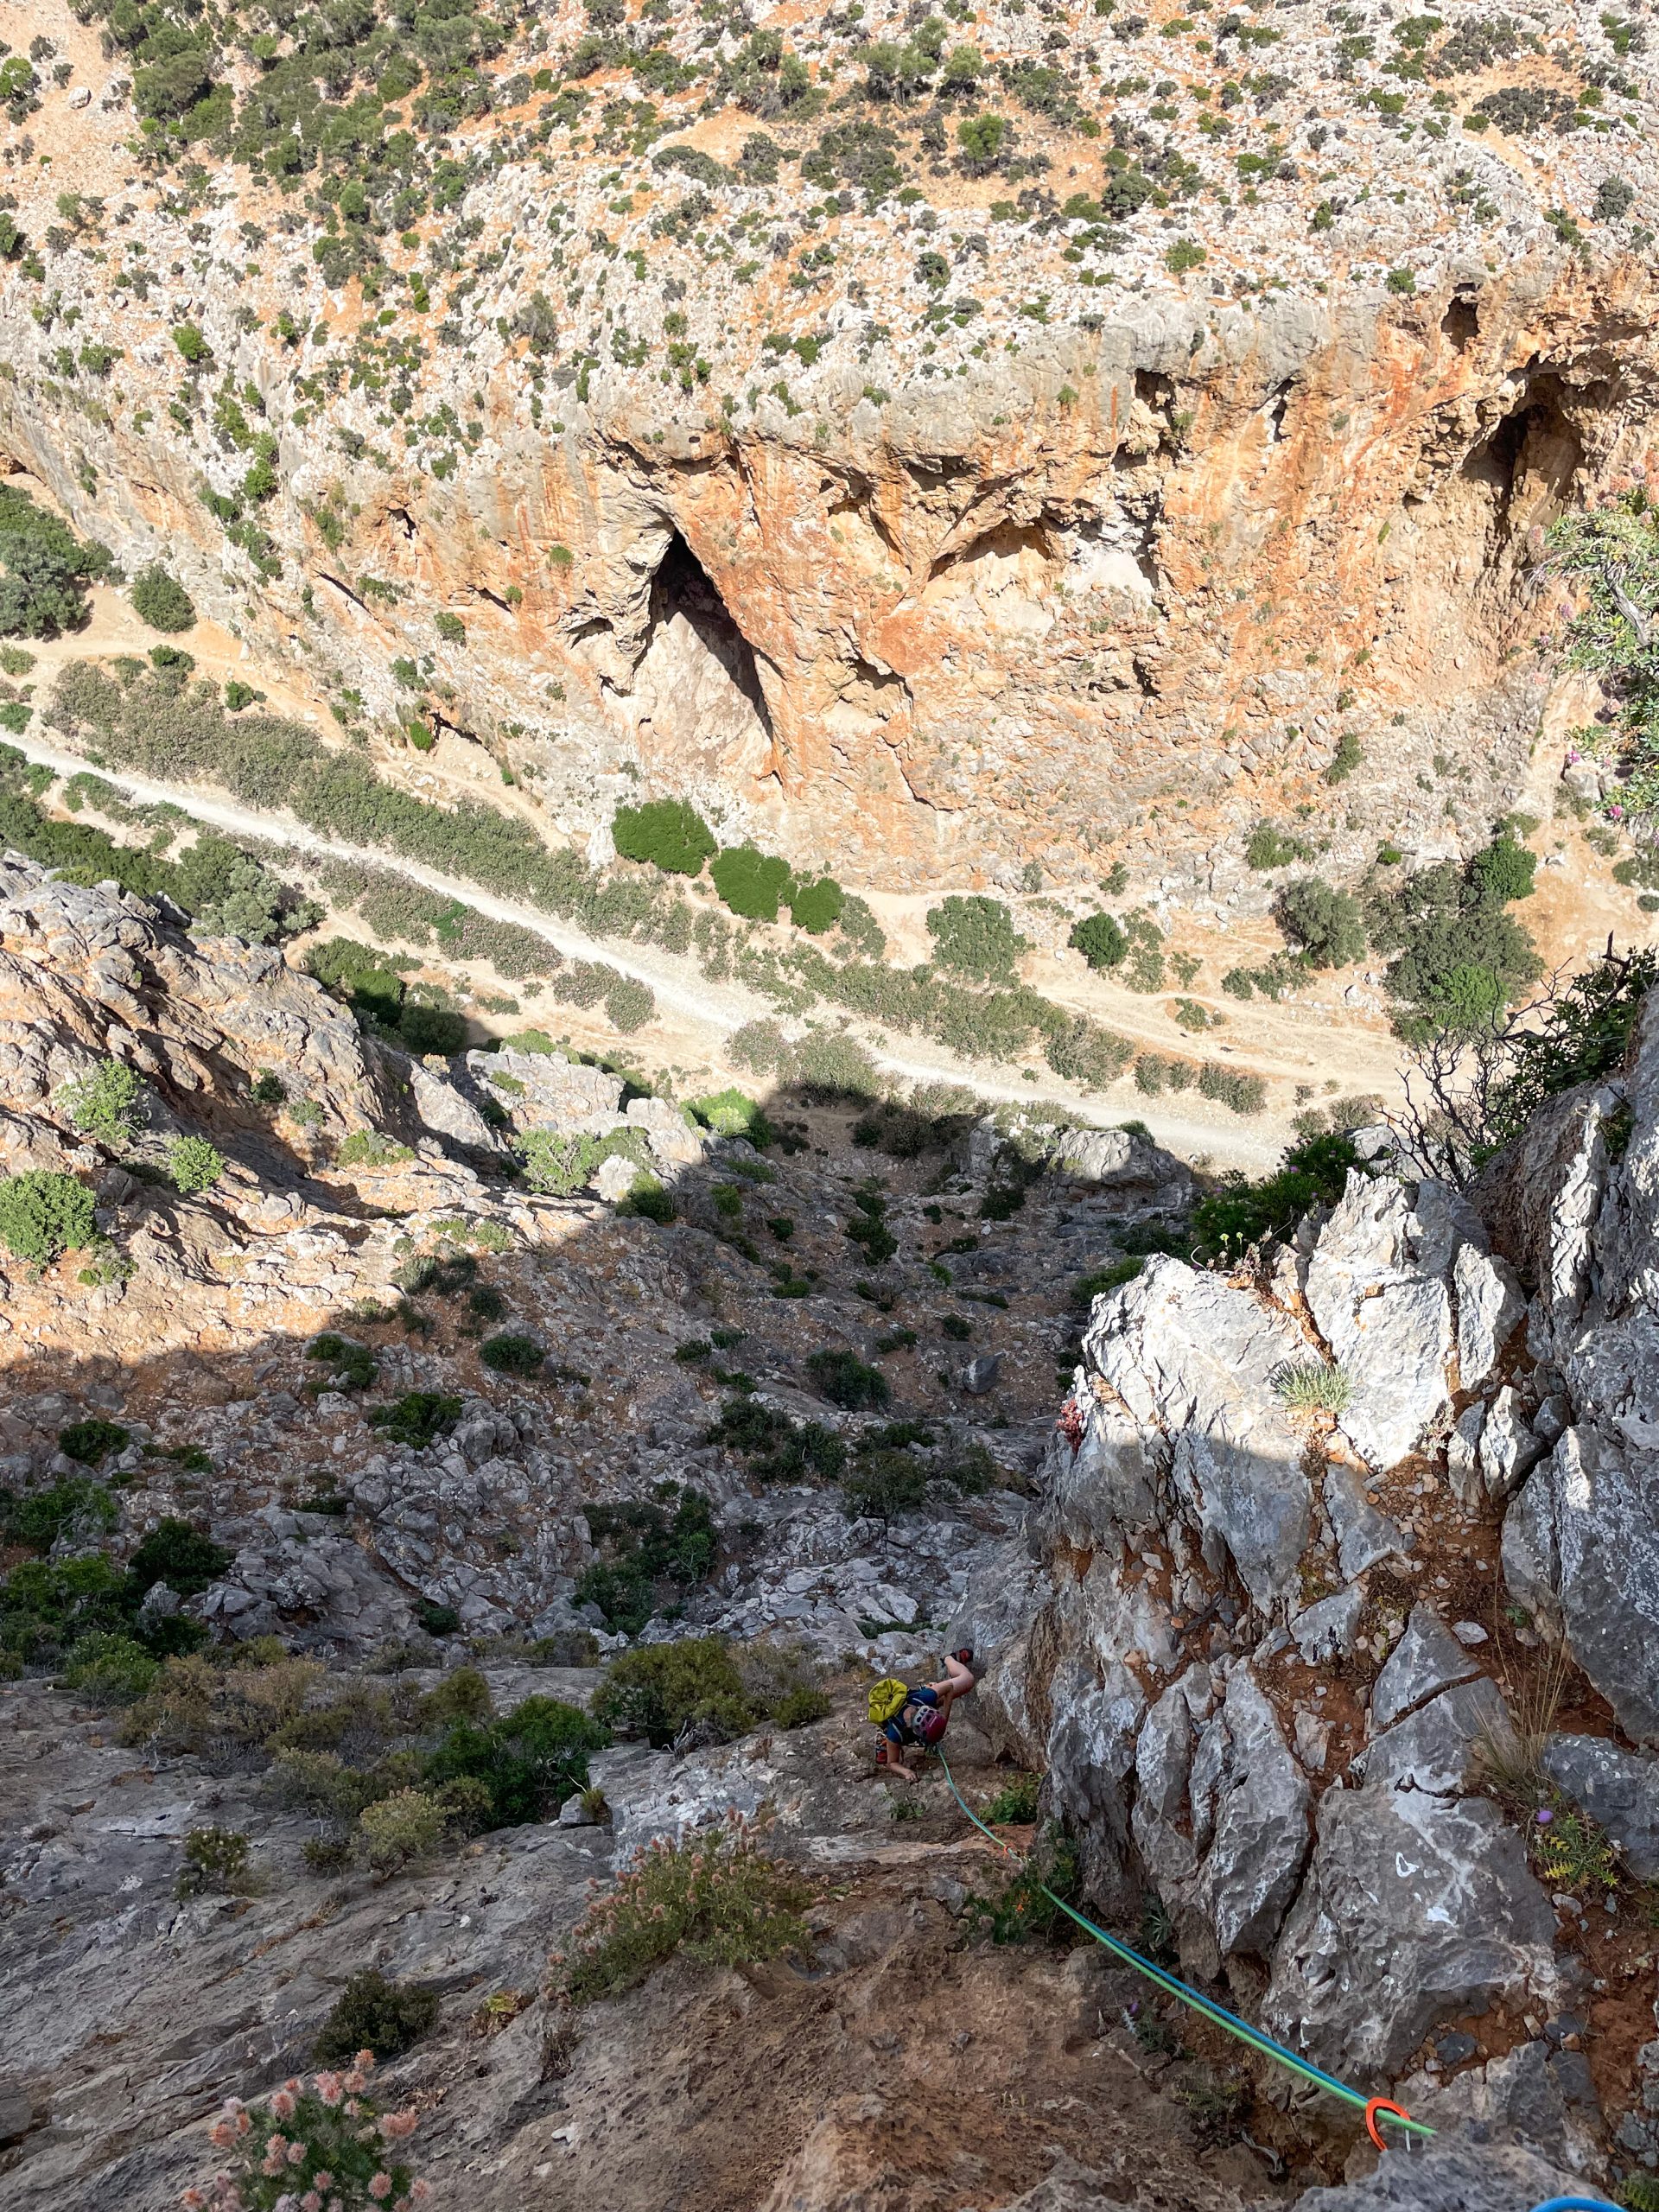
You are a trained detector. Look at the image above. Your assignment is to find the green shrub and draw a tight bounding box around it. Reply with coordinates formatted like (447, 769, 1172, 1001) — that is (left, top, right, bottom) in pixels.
(479, 1331, 544, 1375)
(435, 610, 467, 645)
(314, 1968, 441, 2065)
(56, 1058, 146, 1145)
(1277, 878, 1367, 967)
(366, 1393, 462, 1449)
(1370, 855, 1541, 1033)
(1191, 1131, 1360, 1260)
(1198, 1064, 1268, 1115)
(688, 1088, 772, 1143)
(130, 565, 196, 632)
(591, 1637, 753, 1747)
(307, 1333, 377, 1392)
(423, 1694, 608, 1826)
(575, 1485, 716, 1635)
(807, 1348, 891, 1411)
(1069, 912, 1128, 969)
(1469, 834, 1537, 906)
(788, 874, 844, 932)
(619, 1172, 677, 1223)
(175, 1824, 251, 1899)
(1244, 820, 1307, 870)
(611, 798, 716, 876)
(556, 1816, 812, 2005)
(168, 1136, 226, 1195)
(0, 482, 111, 639)
(60, 1631, 160, 1705)
(5, 1474, 118, 1549)
(711, 842, 793, 921)
(0, 1169, 95, 1262)
(399, 1003, 468, 1055)
(127, 1516, 233, 1600)
(1045, 1014, 1134, 1090)
(983, 1771, 1041, 1823)
(926, 894, 1023, 982)
(966, 1824, 1084, 1945)
(57, 1417, 130, 1467)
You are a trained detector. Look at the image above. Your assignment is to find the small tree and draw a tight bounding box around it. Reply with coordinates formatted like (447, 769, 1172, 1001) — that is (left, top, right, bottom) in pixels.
(0, 1169, 96, 1262)
(957, 111, 1006, 172)
(926, 894, 1023, 982)
(168, 1136, 226, 1195)
(1068, 912, 1128, 970)
(57, 1059, 145, 1145)
(788, 875, 844, 932)
(711, 843, 792, 921)
(130, 565, 195, 632)
(611, 798, 716, 876)
(1277, 878, 1368, 967)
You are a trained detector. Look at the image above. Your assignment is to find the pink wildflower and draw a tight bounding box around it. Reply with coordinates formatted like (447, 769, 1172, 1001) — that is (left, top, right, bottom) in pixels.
(181, 2191, 206, 2209)
(355, 2050, 377, 2074)
(302, 2197, 322, 2212)
(314, 2176, 334, 2193)
(270, 2089, 296, 2121)
(315, 2074, 343, 2108)
(379, 2109, 418, 2141)
(411, 2185, 433, 2205)
(288, 2139, 308, 2165)
(369, 2173, 395, 2202)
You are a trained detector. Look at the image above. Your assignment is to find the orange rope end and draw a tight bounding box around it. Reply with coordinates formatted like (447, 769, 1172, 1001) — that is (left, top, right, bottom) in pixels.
(1364, 2098, 1413, 2150)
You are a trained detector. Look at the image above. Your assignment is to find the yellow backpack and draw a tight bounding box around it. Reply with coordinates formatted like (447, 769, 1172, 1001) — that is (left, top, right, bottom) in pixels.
(868, 1677, 909, 1726)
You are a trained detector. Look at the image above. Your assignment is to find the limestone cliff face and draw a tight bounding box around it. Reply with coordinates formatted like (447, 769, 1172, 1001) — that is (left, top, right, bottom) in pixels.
(3, 0, 1657, 891)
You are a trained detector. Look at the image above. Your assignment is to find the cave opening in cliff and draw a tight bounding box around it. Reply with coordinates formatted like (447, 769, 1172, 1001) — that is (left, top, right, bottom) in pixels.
(1461, 375, 1584, 547)
(632, 531, 774, 774)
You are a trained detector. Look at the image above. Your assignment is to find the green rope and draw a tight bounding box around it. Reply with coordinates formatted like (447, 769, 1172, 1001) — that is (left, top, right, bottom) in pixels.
(937, 1751, 1434, 2143)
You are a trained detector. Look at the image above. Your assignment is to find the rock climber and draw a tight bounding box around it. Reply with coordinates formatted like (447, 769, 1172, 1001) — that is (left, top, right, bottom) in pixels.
(869, 1649, 977, 1783)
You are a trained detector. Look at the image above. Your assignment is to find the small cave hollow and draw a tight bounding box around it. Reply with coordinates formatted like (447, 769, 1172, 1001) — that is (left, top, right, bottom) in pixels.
(632, 531, 774, 773)
(1461, 375, 1585, 544)
(1442, 294, 1479, 352)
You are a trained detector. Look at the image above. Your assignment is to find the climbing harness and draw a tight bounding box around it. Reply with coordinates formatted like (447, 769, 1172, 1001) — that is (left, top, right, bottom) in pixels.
(938, 1751, 1435, 2148)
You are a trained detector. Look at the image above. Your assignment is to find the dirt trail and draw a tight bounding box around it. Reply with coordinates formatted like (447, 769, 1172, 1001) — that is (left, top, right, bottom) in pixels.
(8, 725, 1296, 1168)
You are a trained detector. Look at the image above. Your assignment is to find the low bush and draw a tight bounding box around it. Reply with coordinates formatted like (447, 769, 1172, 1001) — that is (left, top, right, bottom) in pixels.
(366, 1393, 462, 1449)
(168, 1136, 226, 1195)
(554, 1815, 812, 2005)
(175, 1824, 251, 1899)
(966, 1823, 1084, 1944)
(57, 1416, 130, 1467)
(313, 1968, 440, 2065)
(788, 874, 844, 932)
(926, 894, 1024, 982)
(806, 1348, 890, 1410)
(130, 564, 196, 632)
(60, 1630, 160, 1704)
(612, 798, 715, 875)
(3, 1475, 118, 1550)
(591, 1637, 755, 1747)
(358, 1786, 451, 1873)
(186, 2052, 423, 2212)
(575, 1484, 717, 1634)
(1191, 1131, 1360, 1260)
(478, 1332, 544, 1375)
(1277, 878, 1367, 967)
(423, 1694, 609, 1826)
(57, 1058, 146, 1145)
(0, 1168, 96, 1262)
(711, 842, 792, 921)
(689, 1088, 772, 1144)
(307, 1333, 377, 1392)
(1069, 912, 1128, 969)
(399, 1002, 467, 1055)
(982, 1771, 1041, 1824)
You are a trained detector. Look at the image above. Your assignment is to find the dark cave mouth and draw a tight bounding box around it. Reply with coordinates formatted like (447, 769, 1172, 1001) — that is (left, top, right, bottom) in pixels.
(645, 533, 773, 737)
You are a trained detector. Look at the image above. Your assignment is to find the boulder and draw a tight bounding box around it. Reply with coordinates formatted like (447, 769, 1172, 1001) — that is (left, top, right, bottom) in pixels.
(408, 1059, 500, 1152)
(1183, 1665, 1310, 1969)
(1452, 1242, 1525, 1389)
(1542, 1732, 1659, 1881)
(1289, 1586, 1363, 1665)
(1305, 1174, 1455, 1471)
(1503, 1421, 1659, 1745)
(1324, 1461, 1406, 1580)
(1264, 1776, 1557, 2077)
(1370, 1606, 1479, 1731)
(1287, 2130, 1589, 2212)
(1084, 1260, 1312, 1608)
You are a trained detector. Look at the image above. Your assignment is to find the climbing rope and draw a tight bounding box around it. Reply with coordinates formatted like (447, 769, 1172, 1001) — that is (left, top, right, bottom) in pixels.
(937, 1751, 1435, 2149)
(1526, 2200, 1620, 2211)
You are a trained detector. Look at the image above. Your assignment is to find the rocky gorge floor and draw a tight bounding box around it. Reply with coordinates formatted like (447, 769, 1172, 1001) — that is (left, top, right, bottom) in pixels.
(3, 861, 1659, 2210)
